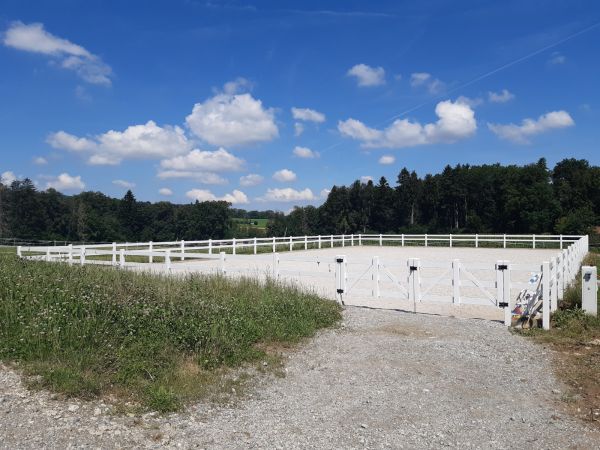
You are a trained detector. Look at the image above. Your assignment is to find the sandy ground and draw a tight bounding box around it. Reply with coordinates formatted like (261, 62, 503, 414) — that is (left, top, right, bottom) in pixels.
(134, 246, 559, 322)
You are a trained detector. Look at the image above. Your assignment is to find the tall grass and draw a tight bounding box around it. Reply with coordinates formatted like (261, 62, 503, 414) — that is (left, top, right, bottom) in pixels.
(0, 254, 341, 412)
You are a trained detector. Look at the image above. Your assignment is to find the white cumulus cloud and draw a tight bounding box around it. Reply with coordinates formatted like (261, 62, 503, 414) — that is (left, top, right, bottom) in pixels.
(293, 146, 320, 159)
(338, 99, 476, 148)
(159, 188, 173, 196)
(3, 21, 112, 85)
(45, 173, 85, 192)
(258, 188, 315, 202)
(112, 179, 135, 189)
(159, 148, 245, 172)
(379, 155, 395, 165)
(33, 156, 48, 165)
(488, 110, 574, 144)
(47, 120, 191, 165)
(347, 64, 386, 87)
(185, 90, 278, 147)
(488, 89, 515, 103)
(239, 174, 264, 187)
(1, 171, 17, 185)
(273, 169, 297, 182)
(186, 188, 249, 204)
(291, 107, 326, 123)
(157, 171, 227, 185)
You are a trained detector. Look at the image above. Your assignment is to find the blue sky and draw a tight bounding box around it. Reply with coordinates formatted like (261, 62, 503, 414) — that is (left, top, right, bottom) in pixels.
(1, 0, 599, 210)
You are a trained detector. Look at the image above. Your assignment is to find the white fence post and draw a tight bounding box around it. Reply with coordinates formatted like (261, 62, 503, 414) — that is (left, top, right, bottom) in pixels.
(532, 234, 536, 249)
(379, 234, 382, 246)
(401, 234, 404, 247)
(330, 235, 334, 248)
(220, 251, 226, 275)
(358, 234, 362, 246)
(80, 246, 86, 266)
(335, 255, 347, 304)
(68, 244, 73, 264)
(272, 236, 276, 253)
(232, 238, 236, 255)
(351, 234, 354, 246)
(119, 249, 125, 268)
(45, 247, 51, 262)
(452, 259, 460, 304)
(17, 246, 22, 258)
(503, 234, 507, 249)
(165, 250, 172, 272)
(149, 241, 153, 264)
(475, 234, 479, 248)
(408, 258, 421, 310)
(342, 234, 345, 247)
(582, 266, 598, 316)
(425, 234, 428, 247)
(550, 256, 558, 311)
(318, 235, 322, 249)
(449, 234, 453, 248)
(372, 256, 380, 298)
(289, 236, 293, 252)
(542, 261, 550, 330)
(254, 237, 258, 255)
(304, 235, 308, 250)
(180, 240, 185, 261)
(272, 252, 280, 279)
(208, 238, 213, 255)
(559, 234, 563, 250)
(111, 242, 117, 266)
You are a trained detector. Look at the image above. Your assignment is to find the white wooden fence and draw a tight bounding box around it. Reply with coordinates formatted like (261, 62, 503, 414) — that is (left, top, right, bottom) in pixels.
(17, 234, 588, 329)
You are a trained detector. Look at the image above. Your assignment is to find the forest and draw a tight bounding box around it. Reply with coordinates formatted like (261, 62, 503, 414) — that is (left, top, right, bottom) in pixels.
(0, 158, 598, 244)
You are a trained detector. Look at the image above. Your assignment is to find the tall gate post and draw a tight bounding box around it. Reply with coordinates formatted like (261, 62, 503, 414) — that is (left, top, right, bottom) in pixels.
(542, 261, 550, 330)
(496, 260, 511, 326)
(452, 259, 460, 304)
(372, 256, 380, 298)
(335, 255, 347, 305)
(551, 256, 558, 311)
(272, 252, 280, 279)
(408, 258, 421, 310)
(220, 251, 226, 275)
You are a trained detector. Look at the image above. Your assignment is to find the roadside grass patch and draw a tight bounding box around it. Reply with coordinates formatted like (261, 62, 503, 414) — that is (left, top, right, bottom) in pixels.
(0, 254, 341, 412)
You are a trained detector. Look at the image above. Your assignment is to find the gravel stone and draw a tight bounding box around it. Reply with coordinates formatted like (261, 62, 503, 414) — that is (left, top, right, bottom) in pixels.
(1, 307, 600, 449)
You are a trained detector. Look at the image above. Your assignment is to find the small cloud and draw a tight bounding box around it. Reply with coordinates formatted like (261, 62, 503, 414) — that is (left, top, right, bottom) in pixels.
(294, 122, 304, 137)
(33, 156, 48, 165)
(488, 89, 515, 103)
(347, 63, 386, 87)
(186, 188, 249, 204)
(257, 187, 315, 202)
(291, 107, 326, 123)
(273, 169, 297, 182)
(3, 21, 113, 86)
(157, 171, 227, 185)
(378, 155, 395, 165)
(456, 95, 484, 108)
(112, 179, 135, 189)
(488, 110, 574, 144)
(548, 51, 566, 65)
(1, 171, 17, 184)
(360, 176, 372, 183)
(239, 173, 264, 187)
(293, 146, 320, 159)
(159, 188, 173, 196)
(410, 72, 444, 94)
(45, 172, 85, 192)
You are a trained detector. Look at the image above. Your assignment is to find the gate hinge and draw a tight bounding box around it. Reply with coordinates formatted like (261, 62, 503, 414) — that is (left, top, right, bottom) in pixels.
(498, 301, 508, 308)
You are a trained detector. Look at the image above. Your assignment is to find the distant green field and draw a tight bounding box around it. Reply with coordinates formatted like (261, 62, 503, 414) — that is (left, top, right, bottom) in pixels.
(0, 246, 16, 255)
(233, 218, 268, 229)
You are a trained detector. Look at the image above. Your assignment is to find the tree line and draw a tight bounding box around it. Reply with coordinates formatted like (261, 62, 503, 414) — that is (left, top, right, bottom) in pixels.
(0, 158, 598, 243)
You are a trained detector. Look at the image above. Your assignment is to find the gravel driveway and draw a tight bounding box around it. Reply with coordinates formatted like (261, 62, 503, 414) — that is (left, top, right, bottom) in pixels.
(2, 307, 599, 449)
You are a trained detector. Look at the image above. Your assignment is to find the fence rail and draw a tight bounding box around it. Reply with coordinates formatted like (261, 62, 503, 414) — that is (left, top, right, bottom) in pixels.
(16, 234, 589, 329)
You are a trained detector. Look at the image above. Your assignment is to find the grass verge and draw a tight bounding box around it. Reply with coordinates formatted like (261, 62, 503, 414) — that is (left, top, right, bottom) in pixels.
(520, 252, 600, 425)
(0, 254, 341, 412)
